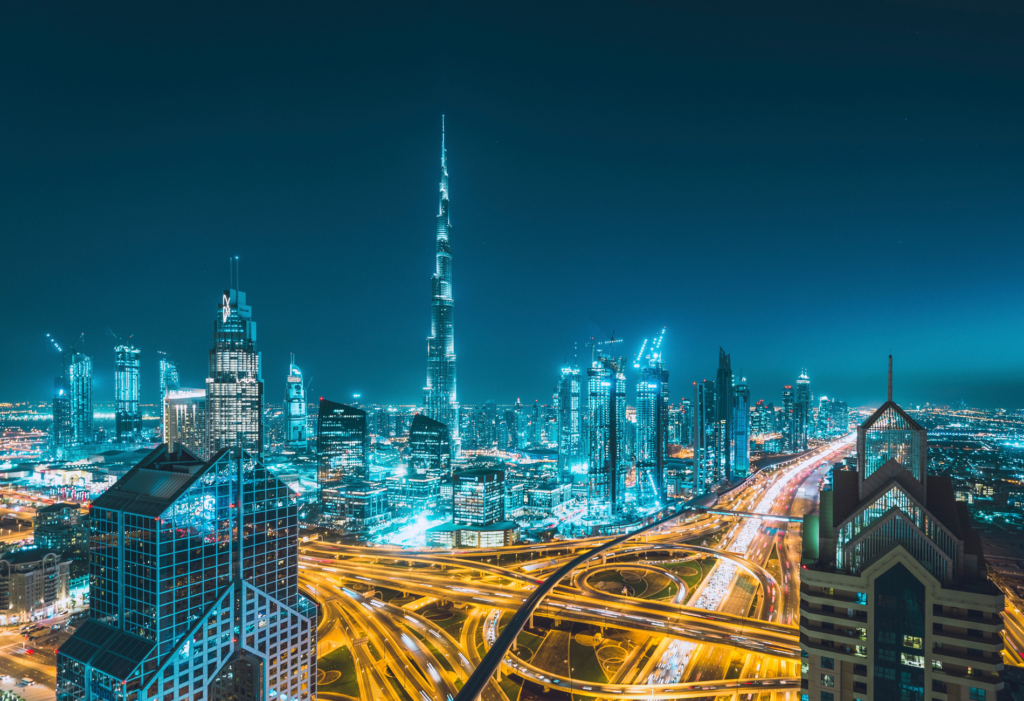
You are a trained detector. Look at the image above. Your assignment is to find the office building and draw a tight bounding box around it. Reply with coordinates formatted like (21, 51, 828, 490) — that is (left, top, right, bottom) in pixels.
(635, 332, 668, 509)
(409, 413, 451, 482)
(56, 444, 317, 701)
(782, 384, 795, 450)
(714, 348, 734, 483)
(800, 359, 1004, 701)
(206, 284, 263, 458)
(53, 375, 73, 456)
(114, 342, 142, 444)
(284, 354, 308, 450)
(794, 369, 811, 451)
(556, 366, 582, 482)
(324, 481, 390, 537)
(733, 377, 751, 479)
(453, 469, 506, 526)
(587, 353, 626, 520)
(34, 503, 88, 554)
(158, 356, 180, 442)
(317, 400, 369, 523)
(423, 118, 460, 457)
(0, 550, 70, 623)
(165, 388, 208, 459)
(692, 379, 716, 495)
(57, 348, 93, 447)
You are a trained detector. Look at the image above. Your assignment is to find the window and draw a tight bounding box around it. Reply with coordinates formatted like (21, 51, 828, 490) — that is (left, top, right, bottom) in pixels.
(822, 587, 834, 597)
(969, 689, 985, 701)
(821, 674, 835, 688)
(821, 657, 834, 670)
(855, 592, 867, 605)
(903, 635, 923, 649)
(801, 694, 809, 701)
(932, 660, 943, 670)
(801, 662, 809, 674)
(901, 653, 925, 668)
(821, 693, 834, 701)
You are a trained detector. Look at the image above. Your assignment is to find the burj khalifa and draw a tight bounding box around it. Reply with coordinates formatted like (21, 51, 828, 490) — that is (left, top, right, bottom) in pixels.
(424, 117, 460, 456)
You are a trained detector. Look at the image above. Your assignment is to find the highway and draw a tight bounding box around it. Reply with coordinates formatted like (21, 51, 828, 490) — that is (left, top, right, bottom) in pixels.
(298, 434, 856, 700)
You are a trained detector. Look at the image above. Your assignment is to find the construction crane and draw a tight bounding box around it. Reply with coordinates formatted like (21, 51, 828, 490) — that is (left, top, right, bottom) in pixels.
(634, 327, 666, 368)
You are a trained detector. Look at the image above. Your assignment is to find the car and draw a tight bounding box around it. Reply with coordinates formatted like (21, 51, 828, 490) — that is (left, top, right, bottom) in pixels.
(18, 679, 33, 687)
(1, 675, 11, 682)
(51, 624, 61, 630)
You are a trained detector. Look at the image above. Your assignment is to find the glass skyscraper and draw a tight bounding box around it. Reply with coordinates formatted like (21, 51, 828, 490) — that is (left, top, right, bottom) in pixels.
(316, 400, 369, 524)
(555, 366, 582, 483)
(165, 388, 208, 459)
(692, 379, 716, 496)
(61, 348, 93, 447)
(794, 368, 811, 451)
(453, 469, 505, 527)
(56, 444, 317, 701)
(714, 348, 733, 483)
(408, 413, 451, 482)
(52, 375, 72, 456)
(586, 353, 626, 520)
(635, 333, 668, 510)
(732, 377, 750, 479)
(158, 356, 180, 442)
(424, 118, 460, 458)
(115, 342, 142, 444)
(206, 287, 263, 459)
(284, 354, 307, 450)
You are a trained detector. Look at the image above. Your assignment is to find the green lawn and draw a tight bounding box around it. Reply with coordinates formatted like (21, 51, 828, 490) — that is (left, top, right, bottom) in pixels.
(317, 645, 360, 698)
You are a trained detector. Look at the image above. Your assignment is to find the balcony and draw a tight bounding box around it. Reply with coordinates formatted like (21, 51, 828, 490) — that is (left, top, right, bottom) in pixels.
(799, 599, 868, 624)
(853, 665, 867, 678)
(933, 606, 1003, 633)
(798, 582, 866, 608)
(932, 624, 1004, 652)
(800, 634, 867, 661)
(932, 666, 1004, 692)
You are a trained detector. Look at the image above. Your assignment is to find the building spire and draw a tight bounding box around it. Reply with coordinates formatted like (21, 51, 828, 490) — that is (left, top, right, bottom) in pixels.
(887, 354, 893, 402)
(441, 115, 447, 176)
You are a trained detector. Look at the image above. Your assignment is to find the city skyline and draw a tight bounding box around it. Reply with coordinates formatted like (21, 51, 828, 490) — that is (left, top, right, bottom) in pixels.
(3, 3, 1024, 410)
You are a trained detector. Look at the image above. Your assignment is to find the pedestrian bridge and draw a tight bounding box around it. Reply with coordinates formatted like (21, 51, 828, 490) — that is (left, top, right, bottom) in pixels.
(705, 508, 804, 523)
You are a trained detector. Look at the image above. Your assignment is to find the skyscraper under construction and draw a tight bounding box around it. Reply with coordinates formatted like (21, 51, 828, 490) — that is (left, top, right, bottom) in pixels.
(424, 117, 460, 457)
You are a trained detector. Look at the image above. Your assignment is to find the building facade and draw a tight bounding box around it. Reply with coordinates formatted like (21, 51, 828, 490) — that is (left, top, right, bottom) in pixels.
(556, 366, 582, 483)
(635, 336, 668, 510)
(0, 550, 70, 623)
(692, 379, 716, 495)
(284, 355, 308, 450)
(115, 342, 142, 444)
(587, 354, 626, 519)
(34, 503, 88, 554)
(424, 118, 460, 457)
(794, 369, 811, 452)
(732, 377, 751, 479)
(408, 413, 451, 483)
(206, 287, 263, 459)
(316, 400, 369, 523)
(453, 469, 506, 526)
(165, 388, 209, 459)
(800, 360, 1003, 701)
(158, 356, 180, 442)
(714, 348, 734, 483)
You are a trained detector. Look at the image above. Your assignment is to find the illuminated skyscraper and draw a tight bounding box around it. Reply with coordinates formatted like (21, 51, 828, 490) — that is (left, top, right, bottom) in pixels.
(62, 348, 93, 446)
(424, 117, 460, 457)
(635, 331, 668, 510)
(587, 353, 626, 519)
(284, 354, 307, 450)
(453, 469, 505, 527)
(57, 444, 317, 701)
(52, 375, 72, 455)
(409, 413, 451, 481)
(206, 283, 263, 459)
(114, 342, 142, 444)
(158, 355, 179, 441)
(801, 358, 1003, 701)
(794, 369, 811, 451)
(732, 377, 750, 479)
(782, 384, 795, 450)
(165, 388, 208, 459)
(316, 400, 369, 523)
(556, 365, 582, 482)
(714, 348, 734, 482)
(692, 379, 716, 495)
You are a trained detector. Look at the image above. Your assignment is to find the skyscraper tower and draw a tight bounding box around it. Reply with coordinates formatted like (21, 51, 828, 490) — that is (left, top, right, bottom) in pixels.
(284, 354, 308, 450)
(782, 384, 795, 450)
(800, 358, 1003, 701)
(206, 272, 264, 459)
(114, 341, 142, 444)
(732, 377, 750, 479)
(794, 368, 811, 451)
(57, 444, 317, 701)
(424, 117, 460, 457)
(52, 375, 72, 456)
(64, 348, 93, 446)
(158, 354, 180, 441)
(556, 365, 582, 483)
(692, 379, 716, 495)
(635, 330, 669, 510)
(714, 348, 734, 482)
(587, 352, 626, 520)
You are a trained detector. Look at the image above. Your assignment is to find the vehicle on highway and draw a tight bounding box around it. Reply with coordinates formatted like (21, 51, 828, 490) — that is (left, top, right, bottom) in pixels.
(18, 678, 33, 687)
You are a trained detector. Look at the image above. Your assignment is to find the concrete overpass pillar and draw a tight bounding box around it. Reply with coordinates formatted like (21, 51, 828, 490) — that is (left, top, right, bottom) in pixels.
(529, 613, 534, 629)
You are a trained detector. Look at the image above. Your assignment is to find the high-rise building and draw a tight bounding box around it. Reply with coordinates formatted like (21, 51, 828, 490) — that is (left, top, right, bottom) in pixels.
(424, 117, 460, 457)
(62, 348, 93, 447)
(206, 285, 263, 458)
(587, 353, 626, 519)
(801, 358, 1003, 701)
(635, 333, 668, 510)
(556, 366, 582, 483)
(165, 388, 208, 459)
(284, 354, 307, 450)
(114, 342, 142, 444)
(453, 469, 505, 526)
(714, 348, 734, 483)
(782, 384, 795, 450)
(732, 377, 751, 479)
(316, 400, 369, 523)
(52, 375, 72, 456)
(57, 444, 317, 701)
(34, 503, 88, 554)
(692, 379, 717, 495)
(158, 356, 180, 442)
(794, 369, 811, 451)
(409, 413, 451, 482)
(481, 400, 498, 449)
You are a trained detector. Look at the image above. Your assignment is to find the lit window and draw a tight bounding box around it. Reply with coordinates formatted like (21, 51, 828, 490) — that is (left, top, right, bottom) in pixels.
(901, 653, 925, 668)
(903, 635, 923, 649)
(821, 674, 835, 688)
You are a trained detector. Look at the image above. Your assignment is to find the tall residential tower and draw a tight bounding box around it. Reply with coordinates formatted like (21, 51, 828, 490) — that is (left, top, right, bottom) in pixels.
(114, 341, 142, 444)
(285, 354, 308, 450)
(424, 117, 460, 457)
(635, 330, 668, 510)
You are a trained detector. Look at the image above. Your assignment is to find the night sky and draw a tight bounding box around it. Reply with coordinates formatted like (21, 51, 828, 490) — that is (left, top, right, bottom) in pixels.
(2, 2, 1023, 409)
